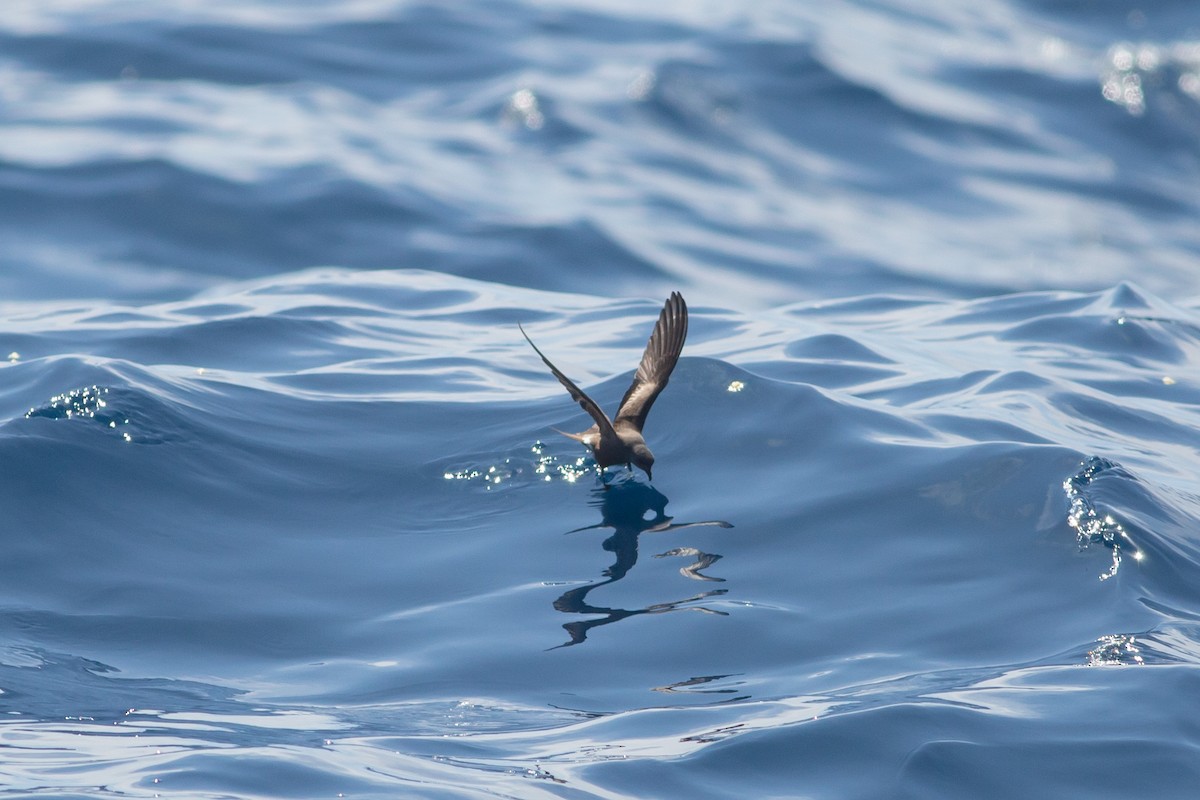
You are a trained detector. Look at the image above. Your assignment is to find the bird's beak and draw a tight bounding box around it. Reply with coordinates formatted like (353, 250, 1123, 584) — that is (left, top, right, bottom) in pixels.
(646, 468, 652, 482)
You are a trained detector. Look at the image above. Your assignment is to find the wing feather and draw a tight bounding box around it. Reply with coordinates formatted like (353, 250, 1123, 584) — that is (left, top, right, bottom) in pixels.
(519, 323, 618, 444)
(615, 292, 688, 431)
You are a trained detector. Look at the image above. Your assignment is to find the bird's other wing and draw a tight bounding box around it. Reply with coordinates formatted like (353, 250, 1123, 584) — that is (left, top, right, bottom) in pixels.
(520, 323, 618, 443)
(615, 292, 688, 431)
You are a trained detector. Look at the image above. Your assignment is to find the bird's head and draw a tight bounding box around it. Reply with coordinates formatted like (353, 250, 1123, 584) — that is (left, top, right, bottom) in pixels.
(630, 443, 655, 481)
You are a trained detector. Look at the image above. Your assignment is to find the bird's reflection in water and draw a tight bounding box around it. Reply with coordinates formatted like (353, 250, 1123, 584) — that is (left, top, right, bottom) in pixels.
(551, 480, 733, 648)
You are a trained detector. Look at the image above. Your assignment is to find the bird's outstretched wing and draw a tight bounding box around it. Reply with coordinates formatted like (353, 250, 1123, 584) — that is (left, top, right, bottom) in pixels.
(519, 323, 618, 444)
(615, 292, 688, 432)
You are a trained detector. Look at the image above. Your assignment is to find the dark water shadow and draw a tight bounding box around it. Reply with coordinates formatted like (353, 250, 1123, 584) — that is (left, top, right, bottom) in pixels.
(551, 480, 733, 648)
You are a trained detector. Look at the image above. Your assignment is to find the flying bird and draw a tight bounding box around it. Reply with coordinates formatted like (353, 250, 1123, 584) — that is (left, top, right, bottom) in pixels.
(520, 292, 688, 482)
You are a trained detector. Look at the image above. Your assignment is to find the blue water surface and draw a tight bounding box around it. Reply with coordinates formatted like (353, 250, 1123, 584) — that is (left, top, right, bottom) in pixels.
(2, 1, 1200, 798)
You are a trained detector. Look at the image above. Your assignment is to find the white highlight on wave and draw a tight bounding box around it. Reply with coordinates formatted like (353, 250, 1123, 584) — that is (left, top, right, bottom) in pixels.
(1063, 456, 1143, 581)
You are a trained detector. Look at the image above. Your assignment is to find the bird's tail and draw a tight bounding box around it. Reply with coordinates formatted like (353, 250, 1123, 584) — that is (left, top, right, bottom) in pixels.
(551, 426, 588, 443)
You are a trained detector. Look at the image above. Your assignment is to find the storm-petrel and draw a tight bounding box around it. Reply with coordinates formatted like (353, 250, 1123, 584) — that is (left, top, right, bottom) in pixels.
(520, 292, 688, 481)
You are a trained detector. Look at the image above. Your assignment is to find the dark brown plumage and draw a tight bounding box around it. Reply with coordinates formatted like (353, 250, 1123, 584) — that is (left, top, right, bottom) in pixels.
(520, 292, 688, 481)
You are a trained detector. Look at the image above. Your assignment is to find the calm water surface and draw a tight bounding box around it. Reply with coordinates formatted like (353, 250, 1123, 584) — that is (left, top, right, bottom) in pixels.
(2, 1, 1200, 798)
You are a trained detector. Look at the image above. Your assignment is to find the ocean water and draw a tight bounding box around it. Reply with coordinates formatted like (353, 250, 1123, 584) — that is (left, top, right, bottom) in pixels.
(2, 1, 1200, 798)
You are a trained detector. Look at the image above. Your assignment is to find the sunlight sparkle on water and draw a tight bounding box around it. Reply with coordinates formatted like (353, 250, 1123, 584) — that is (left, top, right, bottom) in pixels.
(24, 385, 135, 442)
(1088, 634, 1144, 666)
(1063, 457, 1143, 580)
(504, 88, 544, 130)
(443, 442, 594, 488)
